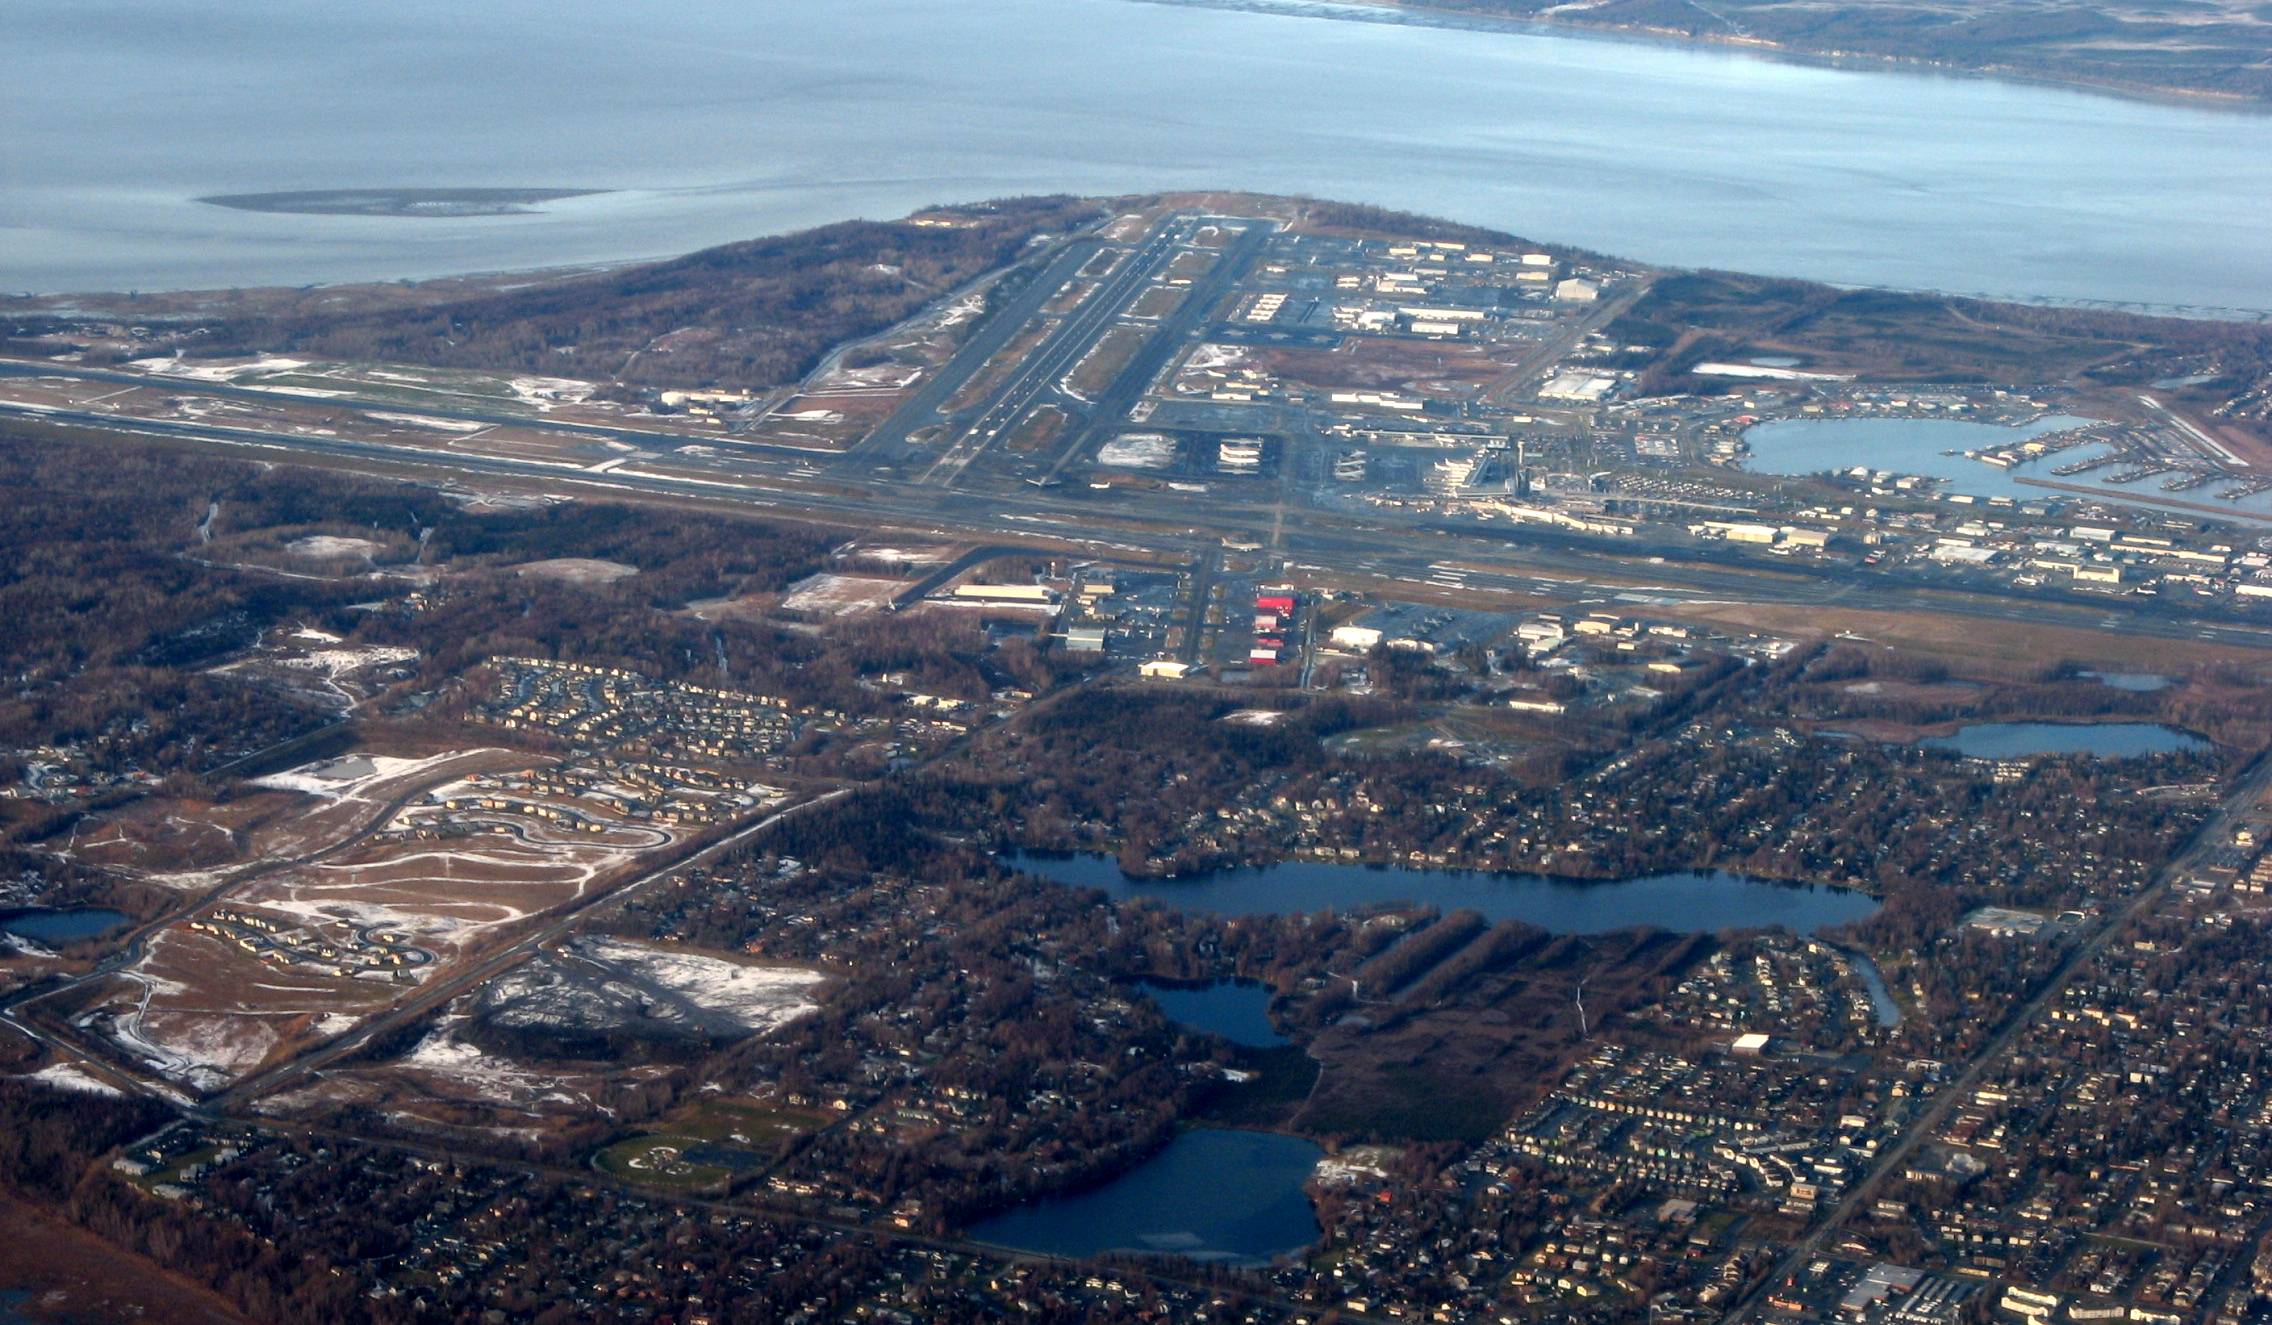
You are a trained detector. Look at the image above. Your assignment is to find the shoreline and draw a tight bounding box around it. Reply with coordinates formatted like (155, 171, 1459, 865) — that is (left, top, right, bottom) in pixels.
(14, 190, 2270, 326)
(1124, 0, 2272, 116)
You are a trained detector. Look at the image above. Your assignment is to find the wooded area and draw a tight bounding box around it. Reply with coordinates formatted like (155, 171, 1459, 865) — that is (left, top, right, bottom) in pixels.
(169, 197, 1108, 390)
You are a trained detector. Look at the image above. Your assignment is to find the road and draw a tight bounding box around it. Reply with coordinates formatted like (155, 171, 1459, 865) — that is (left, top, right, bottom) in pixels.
(1483, 274, 1655, 407)
(1728, 746, 2272, 1319)
(886, 543, 1036, 610)
(1178, 549, 1220, 664)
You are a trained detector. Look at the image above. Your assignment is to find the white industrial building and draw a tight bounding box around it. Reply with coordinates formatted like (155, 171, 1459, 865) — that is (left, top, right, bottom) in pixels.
(951, 583, 1060, 604)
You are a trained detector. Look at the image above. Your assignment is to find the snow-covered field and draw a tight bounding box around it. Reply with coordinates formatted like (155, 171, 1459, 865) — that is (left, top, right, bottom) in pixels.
(286, 534, 383, 560)
(21, 1063, 123, 1097)
(1222, 709, 1287, 727)
(506, 375, 594, 410)
(580, 938, 823, 1034)
(91, 949, 307, 1093)
(278, 644, 420, 677)
(1314, 1146, 1398, 1188)
(1097, 432, 1178, 469)
(845, 544, 951, 566)
(1182, 343, 1248, 374)
(512, 557, 639, 585)
(254, 750, 505, 801)
(401, 1020, 589, 1107)
(128, 354, 309, 383)
(366, 411, 491, 433)
(780, 573, 899, 617)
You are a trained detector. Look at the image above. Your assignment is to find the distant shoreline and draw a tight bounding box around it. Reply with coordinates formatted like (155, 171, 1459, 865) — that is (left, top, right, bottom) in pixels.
(200, 188, 608, 219)
(1124, 0, 2272, 113)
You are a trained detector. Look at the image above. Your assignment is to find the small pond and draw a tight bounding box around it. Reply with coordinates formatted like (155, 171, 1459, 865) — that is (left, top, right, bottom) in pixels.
(1922, 722, 2207, 760)
(0, 907, 131, 944)
(968, 1128, 1322, 1264)
(1141, 980, 1287, 1048)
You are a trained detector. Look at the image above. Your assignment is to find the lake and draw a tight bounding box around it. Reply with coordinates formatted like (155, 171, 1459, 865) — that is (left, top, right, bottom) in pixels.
(10, 0, 2272, 311)
(1142, 979, 1288, 1047)
(1008, 851, 1878, 933)
(1742, 414, 2272, 518)
(1922, 722, 2209, 759)
(969, 1127, 1322, 1263)
(0, 907, 132, 944)
(1740, 415, 2107, 504)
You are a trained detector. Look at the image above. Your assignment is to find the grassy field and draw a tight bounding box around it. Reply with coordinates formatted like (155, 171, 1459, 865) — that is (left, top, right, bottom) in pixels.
(1066, 326, 1148, 399)
(594, 1098, 828, 1190)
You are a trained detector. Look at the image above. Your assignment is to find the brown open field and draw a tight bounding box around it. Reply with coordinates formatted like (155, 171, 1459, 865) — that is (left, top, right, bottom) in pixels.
(947, 317, 1056, 412)
(62, 744, 530, 891)
(1004, 405, 1069, 455)
(1166, 248, 1217, 281)
(1252, 339, 1507, 400)
(1666, 598, 2272, 676)
(64, 791, 303, 879)
(1066, 326, 1148, 399)
(0, 1200, 248, 1325)
(1045, 278, 1098, 314)
(1129, 284, 1187, 320)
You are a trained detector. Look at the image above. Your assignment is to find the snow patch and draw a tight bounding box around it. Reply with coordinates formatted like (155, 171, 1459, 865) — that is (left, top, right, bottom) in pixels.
(781, 573, 899, 617)
(280, 644, 420, 677)
(581, 938, 822, 1034)
(365, 411, 490, 433)
(22, 1063, 124, 1097)
(286, 534, 383, 560)
(253, 750, 497, 801)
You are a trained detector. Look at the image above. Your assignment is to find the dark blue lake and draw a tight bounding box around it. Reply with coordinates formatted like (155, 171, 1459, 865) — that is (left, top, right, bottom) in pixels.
(1142, 980, 1286, 1048)
(0, 907, 131, 944)
(1922, 722, 2207, 759)
(1010, 852, 1878, 934)
(969, 1127, 1322, 1264)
